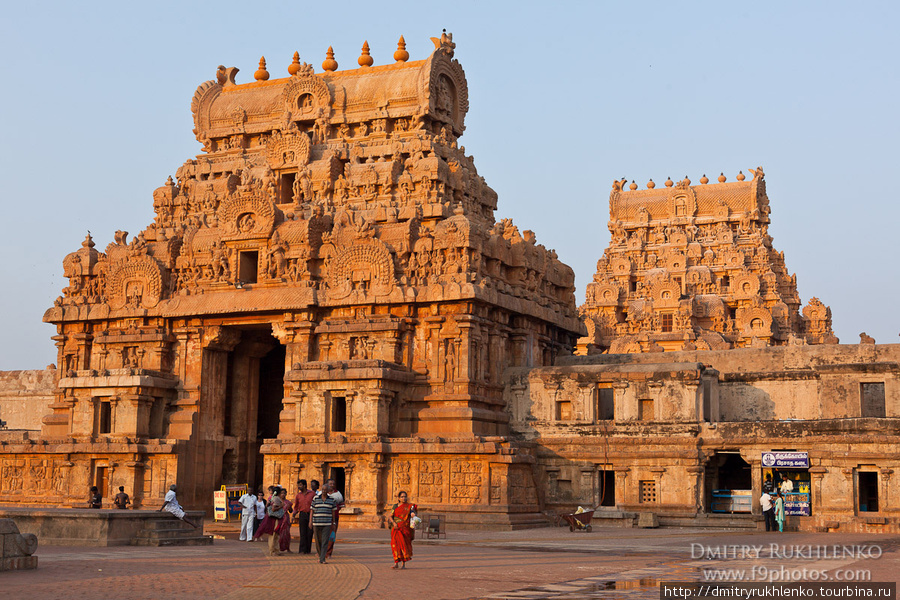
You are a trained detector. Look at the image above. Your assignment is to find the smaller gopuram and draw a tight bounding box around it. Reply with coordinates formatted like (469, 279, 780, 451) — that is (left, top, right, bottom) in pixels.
(578, 170, 838, 353)
(5, 33, 582, 528)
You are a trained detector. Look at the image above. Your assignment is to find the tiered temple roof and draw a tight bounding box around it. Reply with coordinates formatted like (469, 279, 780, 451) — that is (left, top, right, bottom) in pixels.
(579, 169, 837, 353)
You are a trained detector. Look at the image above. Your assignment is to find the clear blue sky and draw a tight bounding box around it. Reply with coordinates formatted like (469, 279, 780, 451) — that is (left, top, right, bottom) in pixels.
(1, 1, 897, 369)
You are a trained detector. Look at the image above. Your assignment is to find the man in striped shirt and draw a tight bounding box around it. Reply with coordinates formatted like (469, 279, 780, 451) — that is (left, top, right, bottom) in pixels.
(309, 483, 338, 564)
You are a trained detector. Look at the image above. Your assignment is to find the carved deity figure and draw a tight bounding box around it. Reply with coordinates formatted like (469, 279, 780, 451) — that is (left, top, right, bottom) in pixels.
(267, 236, 287, 280)
(211, 241, 230, 280)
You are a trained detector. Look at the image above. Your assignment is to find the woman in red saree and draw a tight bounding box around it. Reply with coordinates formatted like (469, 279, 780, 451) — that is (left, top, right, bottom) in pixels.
(276, 488, 293, 552)
(389, 491, 417, 569)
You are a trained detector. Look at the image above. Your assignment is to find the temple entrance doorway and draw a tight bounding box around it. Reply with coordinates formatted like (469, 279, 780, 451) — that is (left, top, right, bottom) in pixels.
(255, 341, 286, 486)
(330, 466, 346, 498)
(705, 451, 752, 514)
(219, 327, 285, 494)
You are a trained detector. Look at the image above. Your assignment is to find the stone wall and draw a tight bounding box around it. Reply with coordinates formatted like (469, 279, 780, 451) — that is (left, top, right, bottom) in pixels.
(0, 368, 57, 431)
(557, 343, 900, 421)
(509, 343, 900, 532)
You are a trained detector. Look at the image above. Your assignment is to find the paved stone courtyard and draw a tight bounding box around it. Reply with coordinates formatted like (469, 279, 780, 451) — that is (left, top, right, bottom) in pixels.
(3, 524, 899, 599)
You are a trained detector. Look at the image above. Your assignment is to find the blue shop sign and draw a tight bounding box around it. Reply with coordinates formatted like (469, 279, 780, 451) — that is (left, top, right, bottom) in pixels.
(761, 451, 809, 468)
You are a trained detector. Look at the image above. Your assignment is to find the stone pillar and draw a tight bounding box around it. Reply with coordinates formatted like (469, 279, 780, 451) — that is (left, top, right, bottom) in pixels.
(425, 316, 444, 384)
(579, 467, 594, 504)
(122, 394, 154, 438)
(612, 380, 629, 421)
(345, 391, 358, 433)
(546, 466, 560, 499)
(809, 466, 827, 513)
(880, 468, 893, 513)
(686, 465, 705, 513)
(749, 459, 762, 513)
(344, 462, 355, 506)
(614, 467, 630, 506)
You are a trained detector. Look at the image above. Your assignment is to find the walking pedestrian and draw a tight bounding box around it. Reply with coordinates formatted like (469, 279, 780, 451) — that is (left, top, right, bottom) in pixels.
(238, 489, 257, 541)
(277, 488, 293, 552)
(310, 483, 337, 564)
(775, 491, 785, 532)
(390, 490, 417, 569)
(254, 491, 266, 541)
(293, 479, 314, 554)
(254, 494, 285, 556)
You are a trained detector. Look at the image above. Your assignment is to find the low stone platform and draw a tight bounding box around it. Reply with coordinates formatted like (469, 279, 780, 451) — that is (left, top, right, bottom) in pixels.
(0, 507, 211, 547)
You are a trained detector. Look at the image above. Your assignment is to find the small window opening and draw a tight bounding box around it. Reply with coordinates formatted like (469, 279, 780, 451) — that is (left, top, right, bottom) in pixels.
(239, 251, 258, 284)
(640, 480, 657, 503)
(597, 387, 615, 421)
(556, 400, 573, 421)
(661, 313, 673, 333)
(332, 396, 347, 432)
(99, 401, 112, 434)
(280, 173, 296, 204)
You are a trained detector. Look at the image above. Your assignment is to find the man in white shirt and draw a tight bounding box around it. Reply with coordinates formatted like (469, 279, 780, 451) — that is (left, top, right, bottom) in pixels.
(760, 492, 775, 532)
(238, 489, 257, 541)
(159, 484, 199, 528)
(780, 477, 794, 494)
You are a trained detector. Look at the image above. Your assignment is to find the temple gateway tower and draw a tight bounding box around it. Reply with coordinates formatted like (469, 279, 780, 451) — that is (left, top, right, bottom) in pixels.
(578, 171, 837, 353)
(31, 35, 582, 527)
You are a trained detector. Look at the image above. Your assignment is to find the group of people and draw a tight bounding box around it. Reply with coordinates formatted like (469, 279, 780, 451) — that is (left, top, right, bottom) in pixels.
(238, 478, 345, 562)
(89, 479, 421, 568)
(761, 473, 793, 532)
(87, 485, 132, 510)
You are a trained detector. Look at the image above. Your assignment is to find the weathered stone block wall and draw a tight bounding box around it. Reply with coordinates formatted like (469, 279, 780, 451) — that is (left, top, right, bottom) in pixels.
(0, 368, 57, 431)
(558, 344, 900, 421)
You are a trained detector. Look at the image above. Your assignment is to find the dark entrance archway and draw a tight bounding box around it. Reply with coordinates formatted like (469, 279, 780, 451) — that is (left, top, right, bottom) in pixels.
(704, 451, 752, 513)
(218, 327, 285, 493)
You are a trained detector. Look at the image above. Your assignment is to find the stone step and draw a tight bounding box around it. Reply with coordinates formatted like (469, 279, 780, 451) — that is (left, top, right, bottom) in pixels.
(134, 528, 201, 539)
(142, 519, 196, 531)
(131, 535, 213, 547)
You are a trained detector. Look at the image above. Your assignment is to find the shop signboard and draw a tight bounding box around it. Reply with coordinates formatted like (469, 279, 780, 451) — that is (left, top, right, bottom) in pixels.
(784, 491, 811, 516)
(761, 452, 809, 468)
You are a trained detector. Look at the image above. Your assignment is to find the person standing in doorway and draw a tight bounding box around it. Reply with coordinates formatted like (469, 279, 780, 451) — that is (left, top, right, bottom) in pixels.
(238, 489, 257, 541)
(293, 479, 314, 554)
(310, 483, 337, 564)
(114, 486, 130, 509)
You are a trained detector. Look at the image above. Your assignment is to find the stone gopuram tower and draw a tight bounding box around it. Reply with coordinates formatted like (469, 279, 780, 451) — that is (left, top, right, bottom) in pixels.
(579, 170, 837, 354)
(28, 35, 582, 527)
